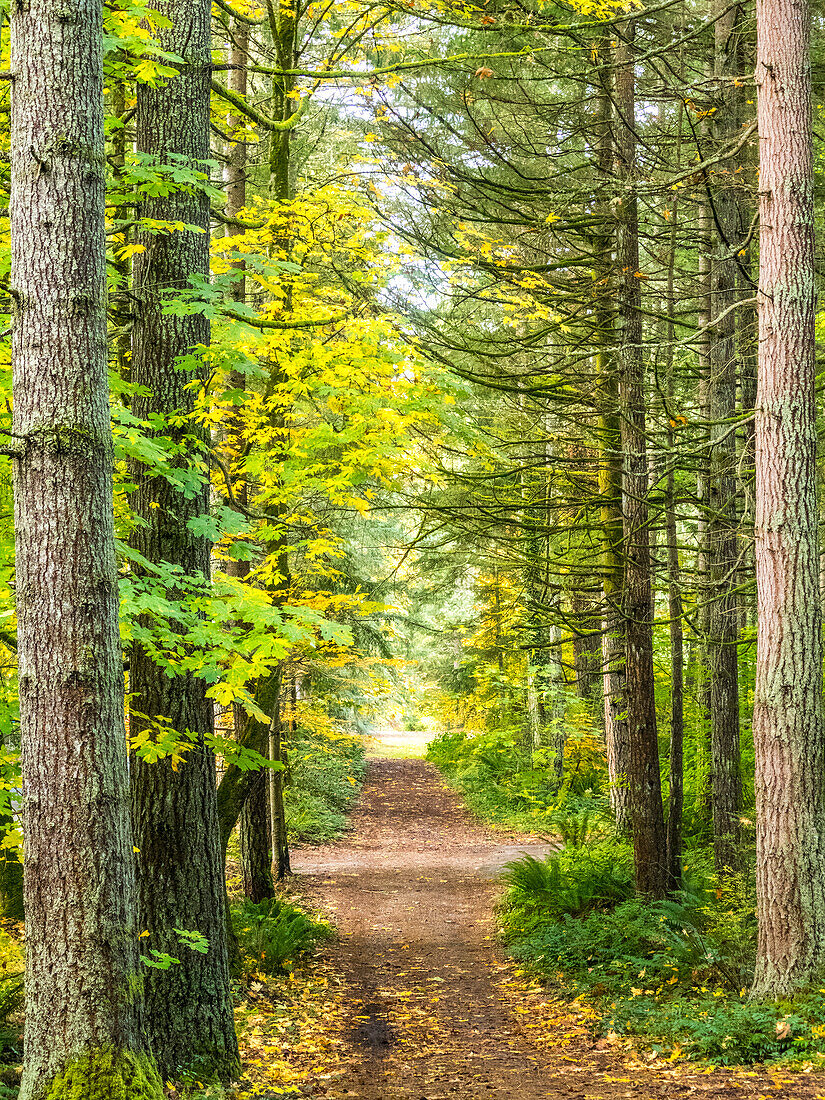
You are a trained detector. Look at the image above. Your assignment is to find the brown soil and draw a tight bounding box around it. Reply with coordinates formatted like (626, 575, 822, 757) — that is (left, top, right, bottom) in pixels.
(291, 758, 825, 1100)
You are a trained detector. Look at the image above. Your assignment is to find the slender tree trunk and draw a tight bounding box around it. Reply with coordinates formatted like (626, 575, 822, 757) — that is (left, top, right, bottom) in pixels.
(240, 0, 300, 885)
(269, 672, 290, 881)
(695, 195, 714, 832)
(707, 0, 744, 875)
(11, 3, 162, 1095)
(751, 0, 825, 998)
(614, 20, 666, 898)
(240, 771, 275, 902)
(666, 463, 685, 891)
(593, 32, 629, 829)
(220, 16, 277, 905)
(663, 118, 684, 891)
(571, 592, 601, 703)
(217, 672, 281, 860)
(129, 0, 239, 1078)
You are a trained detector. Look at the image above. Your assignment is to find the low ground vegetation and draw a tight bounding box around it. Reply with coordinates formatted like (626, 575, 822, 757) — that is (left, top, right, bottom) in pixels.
(428, 728, 825, 1067)
(285, 725, 367, 845)
(232, 895, 333, 976)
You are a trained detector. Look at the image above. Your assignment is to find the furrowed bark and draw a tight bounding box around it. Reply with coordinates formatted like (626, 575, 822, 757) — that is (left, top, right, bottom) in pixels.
(751, 0, 825, 998)
(129, 0, 239, 1078)
(10, 2, 162, 1096)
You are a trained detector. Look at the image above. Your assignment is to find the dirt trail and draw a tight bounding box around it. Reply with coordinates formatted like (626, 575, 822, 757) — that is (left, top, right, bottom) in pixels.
(292, 758, 825, 1100)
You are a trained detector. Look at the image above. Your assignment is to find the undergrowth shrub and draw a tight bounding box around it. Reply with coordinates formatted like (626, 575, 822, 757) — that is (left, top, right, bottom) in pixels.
(430, 711, 787, 1065)
(0, 927, 24, 1076)
(0, 975, 22, 1056)
(232, 895, 332, 975)
(285, 724, 366, 844)
(697, 870, 757, 990)
(499, 846, 807, 1065)
(500, 843, 634, 924)
(608, 993, 814, 1064)
(427, 726, 608, 831)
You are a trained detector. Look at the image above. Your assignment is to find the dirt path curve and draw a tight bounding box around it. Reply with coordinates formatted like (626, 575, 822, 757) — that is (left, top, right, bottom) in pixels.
(292, 758, 825, 1100)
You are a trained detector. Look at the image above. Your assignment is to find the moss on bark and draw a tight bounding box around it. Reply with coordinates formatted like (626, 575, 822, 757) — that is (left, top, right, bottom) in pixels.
(43, 1051, 164, 1100)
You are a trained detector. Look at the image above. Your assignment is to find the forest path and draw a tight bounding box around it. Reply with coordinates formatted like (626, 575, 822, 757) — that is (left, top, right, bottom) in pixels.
(291, 758, 825, 1100)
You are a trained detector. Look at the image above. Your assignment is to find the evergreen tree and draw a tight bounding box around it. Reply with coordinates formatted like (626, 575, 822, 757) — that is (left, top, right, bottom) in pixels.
(10, 1, 163, 1095)
(751, 0, 825, 998)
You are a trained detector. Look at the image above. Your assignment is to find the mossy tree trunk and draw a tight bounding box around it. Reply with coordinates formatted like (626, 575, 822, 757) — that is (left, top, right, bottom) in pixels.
(10, 1, 162, 1097)
(592, 33, 629, 831)
(129, 0, 239, 1080)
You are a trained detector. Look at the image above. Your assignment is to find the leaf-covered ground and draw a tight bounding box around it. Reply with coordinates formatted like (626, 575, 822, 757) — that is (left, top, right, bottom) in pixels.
(232, 758, 825, 1099)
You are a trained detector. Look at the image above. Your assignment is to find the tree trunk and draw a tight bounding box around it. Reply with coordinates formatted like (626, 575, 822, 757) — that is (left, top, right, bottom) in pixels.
(593, 31, 629, 830)
(220, 14, 278, 907)
(707, 0, 744, 875)
(571, 592, 601, 704)
(614, 19, 667, 898)
(269, 668, 291, 881)
(240, 771, 275, 903)
(11, 2, 162, 1095)
(663, 124, 684, 892)
(217, 669, 281, 860)
(666, 462, 685, 891)
(129, 0, 239, 1078)
(695, 194, 714, 834)
(751, 0, 825, 998)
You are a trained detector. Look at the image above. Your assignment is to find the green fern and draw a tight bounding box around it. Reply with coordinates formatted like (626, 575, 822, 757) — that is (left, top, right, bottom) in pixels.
(233, 897, 332, 975)
(501, 847, 634, 921)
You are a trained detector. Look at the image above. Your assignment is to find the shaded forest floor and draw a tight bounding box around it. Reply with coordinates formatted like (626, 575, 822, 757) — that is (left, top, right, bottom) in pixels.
(234, 757, 825, 1100)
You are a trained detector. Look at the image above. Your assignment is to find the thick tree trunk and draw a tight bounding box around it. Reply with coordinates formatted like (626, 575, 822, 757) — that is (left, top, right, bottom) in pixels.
(751, 0, 825, 998)
(614, 20, 666, 898)
(129, 0, 239, 1078)
(11, 3, 162, 1096)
